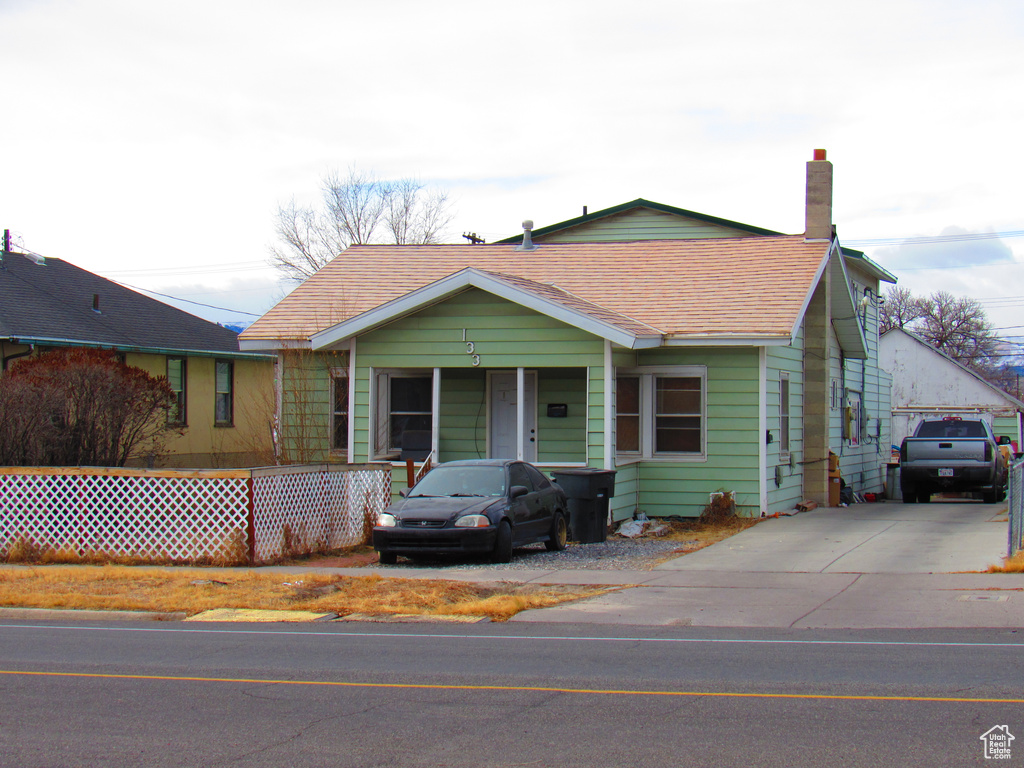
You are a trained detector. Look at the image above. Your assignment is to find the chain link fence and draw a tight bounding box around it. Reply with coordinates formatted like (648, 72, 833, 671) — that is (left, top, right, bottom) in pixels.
(1009, 460, 1024, 558)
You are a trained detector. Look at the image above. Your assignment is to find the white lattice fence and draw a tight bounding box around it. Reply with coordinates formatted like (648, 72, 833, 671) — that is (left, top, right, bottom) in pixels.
(250, 464, 392, 562)
(0, 464, 392, 565)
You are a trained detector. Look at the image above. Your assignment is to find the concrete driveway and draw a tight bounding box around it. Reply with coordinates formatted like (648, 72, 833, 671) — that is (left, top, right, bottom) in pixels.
(656, 498, 1010, 574)
(511, 499, 1024, 628)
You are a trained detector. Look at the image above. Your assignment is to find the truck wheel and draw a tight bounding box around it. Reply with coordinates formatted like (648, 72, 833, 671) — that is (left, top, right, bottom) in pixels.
(983, 490, 997, 504)
(378, 551, 397, 565)
(902, 483, 916, 504)
(917, 490, 931, 503)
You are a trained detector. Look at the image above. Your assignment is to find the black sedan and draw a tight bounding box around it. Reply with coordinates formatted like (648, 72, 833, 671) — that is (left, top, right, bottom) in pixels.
(373, 459, 568, 564)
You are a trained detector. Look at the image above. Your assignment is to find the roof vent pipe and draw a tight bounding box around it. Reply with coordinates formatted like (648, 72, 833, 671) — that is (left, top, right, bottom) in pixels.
(516, 219, 538, 251)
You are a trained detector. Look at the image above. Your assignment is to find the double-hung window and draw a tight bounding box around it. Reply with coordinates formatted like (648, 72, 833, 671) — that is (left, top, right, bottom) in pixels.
(167, 357, 187, 426)
(615, 366, 706, 460)
(374, 370, 433, 458)
(779, 372, 791, 457)
(214, 360, 234, 426)
(331, 369, 349, 455)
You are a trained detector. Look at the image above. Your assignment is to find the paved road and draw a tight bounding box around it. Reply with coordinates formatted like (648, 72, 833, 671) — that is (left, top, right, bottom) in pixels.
(2, 621, 1023, 767)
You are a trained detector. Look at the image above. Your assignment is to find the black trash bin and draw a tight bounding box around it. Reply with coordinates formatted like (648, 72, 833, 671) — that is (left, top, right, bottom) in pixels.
(551, 468, 616, 544)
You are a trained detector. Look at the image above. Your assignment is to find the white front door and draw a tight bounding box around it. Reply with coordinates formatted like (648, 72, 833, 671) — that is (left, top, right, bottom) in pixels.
(489, 372, 537, 461)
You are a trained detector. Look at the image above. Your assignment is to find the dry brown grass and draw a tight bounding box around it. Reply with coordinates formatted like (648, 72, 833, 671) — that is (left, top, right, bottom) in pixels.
(986, 551, 1024, 573)
(654, 512, 760, 555)
(0, 566, 609, 621)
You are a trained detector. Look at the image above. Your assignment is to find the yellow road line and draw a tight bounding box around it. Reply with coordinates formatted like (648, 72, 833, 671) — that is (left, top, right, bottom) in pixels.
(2, 669, 1022, 704)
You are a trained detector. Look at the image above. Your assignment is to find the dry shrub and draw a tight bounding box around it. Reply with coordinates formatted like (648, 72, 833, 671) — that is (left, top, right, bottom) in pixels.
(5, 535, 43, 563)
(212, 529, 249, 567)
(987, 551, 1024, 573)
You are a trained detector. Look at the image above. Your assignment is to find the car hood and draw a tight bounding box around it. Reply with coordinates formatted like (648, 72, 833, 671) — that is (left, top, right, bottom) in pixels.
(388, 495, 499, 521)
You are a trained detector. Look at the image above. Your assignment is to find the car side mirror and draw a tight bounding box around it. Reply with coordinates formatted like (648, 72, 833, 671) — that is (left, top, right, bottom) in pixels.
(510, 485, 529, 499)
(998, 436, 1013, 445)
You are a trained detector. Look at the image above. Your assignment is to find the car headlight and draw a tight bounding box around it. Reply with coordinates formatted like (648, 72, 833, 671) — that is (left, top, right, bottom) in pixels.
(454, 514, 490, 528)
(377, 513, 397, 528)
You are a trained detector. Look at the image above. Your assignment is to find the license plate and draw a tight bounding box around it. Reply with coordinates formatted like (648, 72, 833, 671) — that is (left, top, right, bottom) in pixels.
(939, 468, 954, 477)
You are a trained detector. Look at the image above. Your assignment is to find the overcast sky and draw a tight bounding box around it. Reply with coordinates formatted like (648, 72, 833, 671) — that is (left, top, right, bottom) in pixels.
(3, 0, 1022, 336)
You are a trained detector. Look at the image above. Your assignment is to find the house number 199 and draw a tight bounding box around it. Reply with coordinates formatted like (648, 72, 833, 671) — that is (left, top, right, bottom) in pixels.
(462, 330, 481, 366)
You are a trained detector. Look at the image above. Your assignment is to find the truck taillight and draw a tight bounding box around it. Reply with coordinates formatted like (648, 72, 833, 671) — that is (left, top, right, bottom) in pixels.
(985, 442, 992, 461)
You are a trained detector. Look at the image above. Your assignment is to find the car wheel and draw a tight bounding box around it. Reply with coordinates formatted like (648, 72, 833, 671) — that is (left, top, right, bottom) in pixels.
(378, 551, 397, 565)
(902, 483, 916, 504)
(545, 513, 568, 552)
(917, 490, 931, 503)
(491, 521, 513, 564)
(983, 489, 997, 504)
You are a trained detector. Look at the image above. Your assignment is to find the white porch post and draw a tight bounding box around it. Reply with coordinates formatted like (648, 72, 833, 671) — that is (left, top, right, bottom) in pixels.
(604, 340, 613, 470)
(432, 367, 441, 460)
(516, 366, 525, 460)
(759, 346, 768, 515)
(347, 339, 357, 464)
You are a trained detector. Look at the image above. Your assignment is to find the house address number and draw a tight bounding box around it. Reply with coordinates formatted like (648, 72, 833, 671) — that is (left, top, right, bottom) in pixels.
(462, 329, 481, 366)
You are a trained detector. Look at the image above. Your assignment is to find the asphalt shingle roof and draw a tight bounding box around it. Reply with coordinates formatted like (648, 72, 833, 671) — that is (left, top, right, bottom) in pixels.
(242, 236, 830, 343)
(0, 252, 244, 355)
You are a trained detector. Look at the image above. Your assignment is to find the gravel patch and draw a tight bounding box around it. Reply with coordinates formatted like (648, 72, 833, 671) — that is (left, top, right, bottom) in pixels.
(366, 536, 697, 572)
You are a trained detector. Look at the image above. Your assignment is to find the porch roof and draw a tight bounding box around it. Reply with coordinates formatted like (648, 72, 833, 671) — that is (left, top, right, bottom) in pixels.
(242, 236, 832, 349)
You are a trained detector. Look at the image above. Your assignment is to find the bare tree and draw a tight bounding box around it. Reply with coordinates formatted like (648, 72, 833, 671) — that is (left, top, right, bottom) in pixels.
(269, 168, 454, 281)
(914, 291, 998, 369)
(882, 287, 1001, 373)
(880, 286, 925, 334)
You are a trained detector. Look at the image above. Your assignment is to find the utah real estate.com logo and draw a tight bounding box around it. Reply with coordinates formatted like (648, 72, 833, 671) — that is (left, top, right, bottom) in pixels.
(980, 725, 1014, 760)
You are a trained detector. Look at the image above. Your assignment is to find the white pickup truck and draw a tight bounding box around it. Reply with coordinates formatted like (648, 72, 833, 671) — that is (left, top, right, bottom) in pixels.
(899, 417, 1011, 504)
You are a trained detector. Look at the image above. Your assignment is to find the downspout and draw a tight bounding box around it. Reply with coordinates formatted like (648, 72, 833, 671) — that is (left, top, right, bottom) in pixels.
(2, 343, 34, 371)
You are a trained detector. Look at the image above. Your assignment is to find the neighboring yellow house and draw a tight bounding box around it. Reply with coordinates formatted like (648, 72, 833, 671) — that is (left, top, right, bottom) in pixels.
(0, 249, 275, 468)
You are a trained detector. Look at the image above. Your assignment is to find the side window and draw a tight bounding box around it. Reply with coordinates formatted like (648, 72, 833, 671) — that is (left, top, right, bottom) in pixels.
(214, 360, 234, 426)
(780, 372, 791, 456)
(509, 463, 534, 492)
(616, 367, 706, 460)
(524, 464, 551, 490)
(331, 371, 349, 454)
(167, 357, 187, 426)
(616, 376, 641, 453)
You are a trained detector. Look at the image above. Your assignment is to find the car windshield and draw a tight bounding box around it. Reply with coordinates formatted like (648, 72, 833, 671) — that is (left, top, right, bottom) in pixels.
(408, 465, 506, 498)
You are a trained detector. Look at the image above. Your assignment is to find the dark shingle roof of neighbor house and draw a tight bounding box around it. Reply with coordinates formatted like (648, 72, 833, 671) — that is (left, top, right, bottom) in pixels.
(0, 251, 248, 357)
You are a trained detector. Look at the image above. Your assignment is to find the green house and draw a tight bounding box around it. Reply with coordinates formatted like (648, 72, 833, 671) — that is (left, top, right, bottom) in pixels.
(241, 152, 895, 518)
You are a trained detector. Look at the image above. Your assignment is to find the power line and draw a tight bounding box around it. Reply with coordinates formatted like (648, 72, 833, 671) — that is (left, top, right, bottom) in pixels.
(115, 281, 261, 317)
(845, 229, 1024, 247)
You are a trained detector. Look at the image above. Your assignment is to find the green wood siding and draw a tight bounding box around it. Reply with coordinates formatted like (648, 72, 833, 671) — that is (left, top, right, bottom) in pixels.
(831, 269, 891, 497)
(766, 330, 805, 515)
(620, 347, 761, 518)
(279, 349, 345, 462)
(537, 208, 761, 243)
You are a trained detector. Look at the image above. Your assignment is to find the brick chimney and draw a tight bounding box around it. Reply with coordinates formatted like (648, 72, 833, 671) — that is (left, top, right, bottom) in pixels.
(804, 148, 833, 241)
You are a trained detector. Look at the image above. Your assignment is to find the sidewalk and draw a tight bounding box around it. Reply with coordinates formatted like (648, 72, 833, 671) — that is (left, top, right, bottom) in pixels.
(259, 500, 1024, 629)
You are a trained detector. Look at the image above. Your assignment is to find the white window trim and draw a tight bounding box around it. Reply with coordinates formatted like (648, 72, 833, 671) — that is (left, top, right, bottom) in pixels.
(329, 366, 349, 460)
(779, 371, 791, 460)
(372, 368, 434, 461)
(615, 365, 707, 462)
